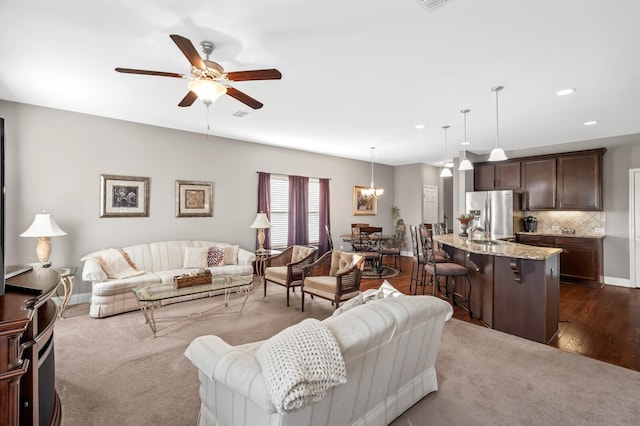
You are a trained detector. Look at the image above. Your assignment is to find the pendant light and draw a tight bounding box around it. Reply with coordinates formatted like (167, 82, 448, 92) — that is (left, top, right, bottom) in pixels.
(440, 126, 453, 178)
(488, 86, 508, 162)
(361, 146, 384, 198)
(459, 109, 474, 171)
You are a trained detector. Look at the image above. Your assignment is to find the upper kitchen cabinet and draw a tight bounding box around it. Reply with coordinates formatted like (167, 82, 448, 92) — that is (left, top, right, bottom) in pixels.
(557, 149, 605, 210)
(473, 161, 521, 190)
(522, 158, 557, 210)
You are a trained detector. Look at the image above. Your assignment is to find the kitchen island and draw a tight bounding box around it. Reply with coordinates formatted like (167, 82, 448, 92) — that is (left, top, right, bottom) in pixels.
(433, 234, 562, 344)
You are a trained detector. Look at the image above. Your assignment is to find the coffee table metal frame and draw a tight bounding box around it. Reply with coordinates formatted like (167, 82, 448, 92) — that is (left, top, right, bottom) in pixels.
(132, 275, 253, 337)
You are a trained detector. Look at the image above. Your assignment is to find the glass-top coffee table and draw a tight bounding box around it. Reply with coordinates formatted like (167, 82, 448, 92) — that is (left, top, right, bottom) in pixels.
(132, 275, 253, 337)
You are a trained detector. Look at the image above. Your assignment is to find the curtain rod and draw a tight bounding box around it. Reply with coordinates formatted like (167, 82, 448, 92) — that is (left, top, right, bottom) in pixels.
(256, 171, 332, 180)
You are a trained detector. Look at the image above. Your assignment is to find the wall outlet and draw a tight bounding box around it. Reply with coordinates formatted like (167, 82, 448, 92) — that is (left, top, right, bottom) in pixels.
(551, 225, 561, 231)
(594, 227, 605, 234)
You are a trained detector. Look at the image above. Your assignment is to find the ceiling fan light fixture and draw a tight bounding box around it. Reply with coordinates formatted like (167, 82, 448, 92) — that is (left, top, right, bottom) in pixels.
(187, 79, 227, 102)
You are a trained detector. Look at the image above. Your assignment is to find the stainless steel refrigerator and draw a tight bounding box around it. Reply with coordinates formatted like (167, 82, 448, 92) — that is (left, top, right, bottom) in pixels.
(465, 190, 523, 240)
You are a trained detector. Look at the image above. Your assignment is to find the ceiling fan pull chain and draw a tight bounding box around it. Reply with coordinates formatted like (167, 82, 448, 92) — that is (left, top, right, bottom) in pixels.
(204, 99, 212, 137)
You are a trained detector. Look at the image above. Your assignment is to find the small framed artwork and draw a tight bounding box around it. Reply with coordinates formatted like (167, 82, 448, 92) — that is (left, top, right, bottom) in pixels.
(176, 180, 213, 217)
(100, 174, 150, 218)
(353, 185, 377, 216)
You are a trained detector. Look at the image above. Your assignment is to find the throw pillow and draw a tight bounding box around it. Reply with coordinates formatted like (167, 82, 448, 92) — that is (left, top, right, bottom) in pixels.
(220, 244, 239, 265)
(91, 248, 145, 279)
(207, 246, 225, 267)
(183, 247, 209, 268)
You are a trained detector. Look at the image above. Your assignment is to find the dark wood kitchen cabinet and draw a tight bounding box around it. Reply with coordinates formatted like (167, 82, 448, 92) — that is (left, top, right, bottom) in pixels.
(522, 158, 557, 210)
(557, 150, 604, 210)
(516, 234, 604, 287)
(474, 161, 521, 190)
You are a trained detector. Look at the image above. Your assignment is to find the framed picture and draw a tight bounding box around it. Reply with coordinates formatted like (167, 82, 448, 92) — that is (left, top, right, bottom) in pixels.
(353, 185, 377, 216)
(100, 174, 150, 218)
(176, 180, 213, 217)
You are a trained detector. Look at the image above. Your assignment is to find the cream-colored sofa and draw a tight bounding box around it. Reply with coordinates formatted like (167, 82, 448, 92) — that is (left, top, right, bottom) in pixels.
(81, 240, 255, 318)
(184, 288, 453, 426)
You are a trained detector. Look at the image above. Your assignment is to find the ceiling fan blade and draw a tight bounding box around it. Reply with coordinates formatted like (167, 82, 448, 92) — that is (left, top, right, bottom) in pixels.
(170, 34, 205, 69)
(226, 87, 264, 109)
(178, 91, 198, 107)
(226, 69, 282, 82)
(115, 68, 185, 78)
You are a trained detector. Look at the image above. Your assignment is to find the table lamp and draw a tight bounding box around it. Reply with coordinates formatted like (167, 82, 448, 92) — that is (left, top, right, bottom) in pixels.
(20, 211, 67, 266)
(250, 212, 271, 252)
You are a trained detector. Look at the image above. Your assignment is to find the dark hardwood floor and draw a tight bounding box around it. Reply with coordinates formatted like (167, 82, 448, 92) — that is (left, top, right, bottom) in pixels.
(361, 256, 640, 372)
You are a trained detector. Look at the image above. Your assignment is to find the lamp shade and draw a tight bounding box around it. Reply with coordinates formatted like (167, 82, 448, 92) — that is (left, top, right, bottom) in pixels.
(459, 158, 474, 170)
(440, 167, 453, 178)
(20, 213, 67, 237)
(250, 213, 271, 229)
(187, 79, 227, 102)
(488, 147, 508, 162)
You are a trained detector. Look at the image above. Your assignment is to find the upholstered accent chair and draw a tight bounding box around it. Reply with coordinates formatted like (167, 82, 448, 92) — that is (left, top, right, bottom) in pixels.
(263, 245, 318, 307)
(301, 250, 365, 311)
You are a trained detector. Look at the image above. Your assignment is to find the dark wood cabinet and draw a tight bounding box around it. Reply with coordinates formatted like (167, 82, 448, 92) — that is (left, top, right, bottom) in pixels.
(557, 151, 603, 210)
(516, 234, 604, 287)
(476, 148, 605, 211)
(473, 161, 521, 190)
(522, 158, 557, 210)
(0, 268, 61, 426)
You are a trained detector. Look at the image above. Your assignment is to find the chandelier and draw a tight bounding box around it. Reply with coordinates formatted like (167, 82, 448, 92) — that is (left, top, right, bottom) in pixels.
(361, 147, 384, 198)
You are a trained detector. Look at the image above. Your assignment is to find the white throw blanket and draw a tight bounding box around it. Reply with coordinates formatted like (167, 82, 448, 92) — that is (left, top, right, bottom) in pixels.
(256, 318, 347, 413)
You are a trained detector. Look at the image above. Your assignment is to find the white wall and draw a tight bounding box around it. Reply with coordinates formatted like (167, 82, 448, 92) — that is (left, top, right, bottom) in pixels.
(1, 101, 395, 296)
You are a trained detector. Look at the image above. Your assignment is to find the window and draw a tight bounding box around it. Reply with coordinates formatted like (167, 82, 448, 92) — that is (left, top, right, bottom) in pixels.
(270, 175, 319, 248)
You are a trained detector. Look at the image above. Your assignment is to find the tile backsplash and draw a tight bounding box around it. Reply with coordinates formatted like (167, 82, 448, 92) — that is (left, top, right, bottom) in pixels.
(523, 211, 606, 234)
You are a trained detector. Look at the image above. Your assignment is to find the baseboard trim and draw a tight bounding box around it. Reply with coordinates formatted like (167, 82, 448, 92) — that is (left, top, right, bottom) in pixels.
(605, 276, 633, 288)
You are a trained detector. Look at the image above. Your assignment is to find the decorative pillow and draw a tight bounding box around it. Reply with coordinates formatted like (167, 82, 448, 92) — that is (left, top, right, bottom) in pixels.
(183, 247, 209, 268)
(91, 248, 145, 279)
(207, 246, 225, 267)
(331, 281, 401, 317)
(220, 245, 239, 265)
(375, 280, 403, 298)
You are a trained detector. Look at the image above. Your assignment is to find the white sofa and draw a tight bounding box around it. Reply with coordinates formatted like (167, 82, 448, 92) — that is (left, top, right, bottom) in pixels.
(81, 240, 255, 318)
(184, 291, 453, 426)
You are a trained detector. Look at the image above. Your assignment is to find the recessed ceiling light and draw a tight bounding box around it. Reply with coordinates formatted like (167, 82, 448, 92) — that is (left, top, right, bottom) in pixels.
(584, 120, 598, 126)
(556, 88, 576, 96)
(461, 141, 470, 146)
(415, 124, 425, 129)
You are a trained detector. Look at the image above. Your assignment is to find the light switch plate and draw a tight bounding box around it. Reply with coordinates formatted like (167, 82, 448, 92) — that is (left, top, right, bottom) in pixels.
(551, 225, 561, 231)
(594, 227, 605, 233)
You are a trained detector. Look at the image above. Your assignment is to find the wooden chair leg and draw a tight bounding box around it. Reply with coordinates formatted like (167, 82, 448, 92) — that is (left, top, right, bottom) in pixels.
(301, 290, 305, 312)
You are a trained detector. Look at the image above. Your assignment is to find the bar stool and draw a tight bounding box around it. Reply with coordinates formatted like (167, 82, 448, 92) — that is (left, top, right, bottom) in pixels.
(423, 228, 473, 317)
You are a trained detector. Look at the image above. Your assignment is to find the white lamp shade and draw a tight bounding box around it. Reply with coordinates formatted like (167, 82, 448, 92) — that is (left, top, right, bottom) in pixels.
(250, 213, 271, 229)
(187, 79, 227, 102)
(440, 167, 453, 178)
(459, 158, 474, 170)
(488, 147, 508, 162)
(20, 213, 67, 237)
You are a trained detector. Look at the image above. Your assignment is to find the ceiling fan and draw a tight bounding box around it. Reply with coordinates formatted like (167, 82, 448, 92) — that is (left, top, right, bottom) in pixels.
(115, 34, 282, 109)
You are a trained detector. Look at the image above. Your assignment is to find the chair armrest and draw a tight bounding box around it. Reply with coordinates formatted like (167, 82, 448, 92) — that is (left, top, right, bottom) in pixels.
(81, 258, 108, 282)
(184, 335, 275, 413)
(303, 251, 333, 277)
(237, 248, 255, 266)
(266, 247, 293, 267)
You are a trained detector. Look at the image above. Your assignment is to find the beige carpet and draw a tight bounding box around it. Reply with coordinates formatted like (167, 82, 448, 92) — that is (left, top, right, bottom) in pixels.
(54, 286, 640, 426)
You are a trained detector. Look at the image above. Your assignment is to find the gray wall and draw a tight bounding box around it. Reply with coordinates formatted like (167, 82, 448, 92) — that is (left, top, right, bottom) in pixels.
(0, 100, 394, 296)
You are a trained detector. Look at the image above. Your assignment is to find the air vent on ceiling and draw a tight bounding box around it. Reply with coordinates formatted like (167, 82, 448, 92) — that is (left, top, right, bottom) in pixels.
(232, 111, 249, 118)
(416, 0, 452, 12)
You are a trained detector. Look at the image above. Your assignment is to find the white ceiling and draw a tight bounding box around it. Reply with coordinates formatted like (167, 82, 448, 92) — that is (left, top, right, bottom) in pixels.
(1, 0, 639, 166)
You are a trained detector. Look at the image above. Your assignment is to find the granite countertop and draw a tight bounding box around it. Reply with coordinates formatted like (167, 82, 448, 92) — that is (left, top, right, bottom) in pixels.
(434, 234, 562, 261)
(516, 231, 606, 239)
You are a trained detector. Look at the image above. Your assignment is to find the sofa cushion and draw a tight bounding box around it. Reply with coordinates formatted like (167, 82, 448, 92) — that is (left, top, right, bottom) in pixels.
(92, 272, 161, 296)
(264, 266, 288, 285)
(183, 247, 209, 268)
(303, 276, 359, 301)
(207, 247, 225, 266)
(88, 248, 145, 279)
